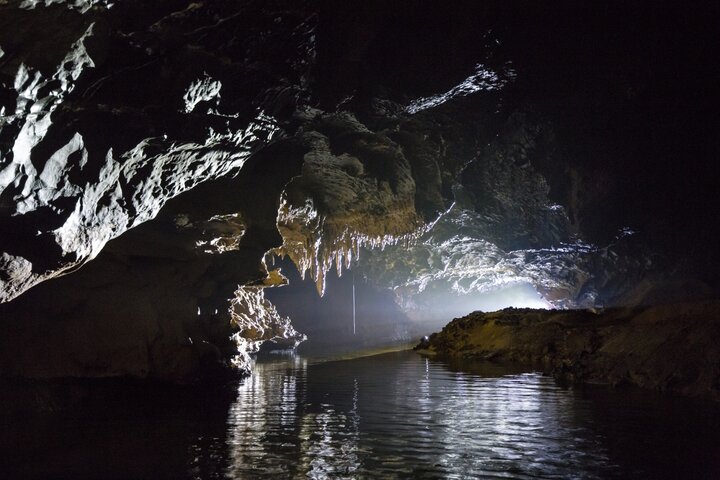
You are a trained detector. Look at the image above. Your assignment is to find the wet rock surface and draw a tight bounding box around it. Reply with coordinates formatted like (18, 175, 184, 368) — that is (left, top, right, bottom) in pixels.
(418, 302, 720, 400)
(0, 0, 718, 381)
(0, 0, 307, 302)
(0, 138, 308, 381)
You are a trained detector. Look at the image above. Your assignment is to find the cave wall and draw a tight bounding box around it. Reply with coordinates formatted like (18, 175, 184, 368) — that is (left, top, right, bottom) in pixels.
(0, 139, 308, 380)
(0, 0, 718, 381)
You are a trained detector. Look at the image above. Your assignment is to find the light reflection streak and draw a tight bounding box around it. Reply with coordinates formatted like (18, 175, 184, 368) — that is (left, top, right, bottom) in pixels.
(225, 352, 618, 479)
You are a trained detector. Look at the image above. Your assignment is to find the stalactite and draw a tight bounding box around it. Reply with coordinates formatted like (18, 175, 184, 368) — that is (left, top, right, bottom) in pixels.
(275, 192, 424, 296)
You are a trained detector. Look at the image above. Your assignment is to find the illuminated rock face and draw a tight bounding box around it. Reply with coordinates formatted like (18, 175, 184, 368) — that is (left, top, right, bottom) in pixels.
(0, 1, 717, 380)
(0, 1, 301, 303)
(358, 118, 651, 314)
(275, 112, 424, 295)
(418, 302, 720, 400)
(0, 0, 314, 378)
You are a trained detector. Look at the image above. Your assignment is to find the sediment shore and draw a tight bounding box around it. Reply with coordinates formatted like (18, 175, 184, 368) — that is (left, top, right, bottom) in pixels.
(417, 302, 720, 400)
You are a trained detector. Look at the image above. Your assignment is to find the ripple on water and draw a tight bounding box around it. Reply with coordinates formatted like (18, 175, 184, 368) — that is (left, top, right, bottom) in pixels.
(225, 352, 626, 479)
(5, 351, 718, 479)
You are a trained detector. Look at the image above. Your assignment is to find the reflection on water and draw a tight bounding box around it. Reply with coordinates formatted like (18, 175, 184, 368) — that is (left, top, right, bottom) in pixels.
(225, 353, 621, 479)
(2, 351, 720, 479)
(226, 357, 361, 478)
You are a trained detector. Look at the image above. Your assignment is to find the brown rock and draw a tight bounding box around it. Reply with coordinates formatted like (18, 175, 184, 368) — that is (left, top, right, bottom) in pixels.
(420, 302, 720, 400)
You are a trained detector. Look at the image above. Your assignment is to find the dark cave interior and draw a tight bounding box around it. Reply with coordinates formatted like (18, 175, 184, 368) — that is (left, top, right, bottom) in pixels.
(0, 0, 719, 478)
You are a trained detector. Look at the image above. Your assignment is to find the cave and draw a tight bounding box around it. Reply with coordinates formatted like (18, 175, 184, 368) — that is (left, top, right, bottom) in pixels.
(1, 0, 719, 478)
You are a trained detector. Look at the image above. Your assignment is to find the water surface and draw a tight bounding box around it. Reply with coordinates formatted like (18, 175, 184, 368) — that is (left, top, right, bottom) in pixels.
(2, 351, 720, 479)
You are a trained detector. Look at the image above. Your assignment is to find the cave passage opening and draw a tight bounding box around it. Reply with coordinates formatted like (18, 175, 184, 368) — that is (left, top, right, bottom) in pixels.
(263, 255, 552, 357)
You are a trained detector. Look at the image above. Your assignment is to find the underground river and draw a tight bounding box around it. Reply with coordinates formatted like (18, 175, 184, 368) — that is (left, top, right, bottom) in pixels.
(2, 350, 720, 479)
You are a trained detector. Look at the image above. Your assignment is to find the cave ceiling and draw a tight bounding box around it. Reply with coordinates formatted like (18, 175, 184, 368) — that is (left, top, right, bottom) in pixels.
(0, 0, 718, 377)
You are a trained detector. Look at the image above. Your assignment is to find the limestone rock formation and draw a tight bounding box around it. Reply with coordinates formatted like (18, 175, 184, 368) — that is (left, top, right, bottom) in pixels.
(0, 0, 316, 378)
(418, 303, 720, 400)
(0, 0, 309, 303)
(0, 0, 717, 381)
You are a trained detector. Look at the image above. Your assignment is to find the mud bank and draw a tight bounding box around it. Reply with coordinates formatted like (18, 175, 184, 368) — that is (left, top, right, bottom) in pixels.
(418, 302, 720, 400)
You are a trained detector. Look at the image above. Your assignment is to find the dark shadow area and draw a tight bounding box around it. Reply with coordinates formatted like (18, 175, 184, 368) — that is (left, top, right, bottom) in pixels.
(0, 378, 237, 480)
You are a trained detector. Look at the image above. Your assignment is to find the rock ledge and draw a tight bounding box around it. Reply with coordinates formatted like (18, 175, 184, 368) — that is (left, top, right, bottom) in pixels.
(418, 302, 720, 400)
